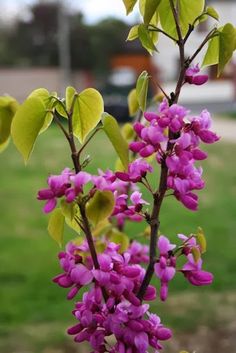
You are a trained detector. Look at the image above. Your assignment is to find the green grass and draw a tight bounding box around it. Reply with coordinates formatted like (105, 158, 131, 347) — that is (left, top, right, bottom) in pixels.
(0, 125, 236, 351)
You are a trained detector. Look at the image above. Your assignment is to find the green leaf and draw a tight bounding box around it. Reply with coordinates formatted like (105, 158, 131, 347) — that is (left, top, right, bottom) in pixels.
(206, 6, 219, 21)
(159, 0, 205, 39)
(102, 113, 129, 170)
(122, 0, 138, 14)
(191, 247, 201, 263)
(0, 96, 18, 149)
(11, 97, 48, 163)
(218, 23, 236, 76)
(0, 138, 10, 153)
(60, 199, 76, 221)
(136, 71, 149, 112)
(202, 35, 219, 67)
(197, 227, 207, 253)
(28, 88, 56, 133)
(60, 200, 82, 234)
(66, 86, 76, 112)
(108, 230, 130, 253)
(121, 123, 135, 141)
(72, 88, 104, 143)
(47, 208, 65, 247)
(128, 88, 139, 116)
(143, 0, 161, 25)
(127, 25, 139, 41)
(138, 24, 157, 54)
(86, 190, 115, 226)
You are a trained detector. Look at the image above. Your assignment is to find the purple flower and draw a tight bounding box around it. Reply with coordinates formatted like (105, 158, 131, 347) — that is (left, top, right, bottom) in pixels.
(154, 236, 176, 301)
(37, 168, 72, 213)
(65, 171, 91, 202)
(116, 158, 153, 183)
(185, 64, 208, 86)
(181, 254, 213, 286)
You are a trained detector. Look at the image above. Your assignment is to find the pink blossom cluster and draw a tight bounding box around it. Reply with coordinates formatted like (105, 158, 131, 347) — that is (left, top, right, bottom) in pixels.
(54, 240, 172, 352)
(154, 235, 213, 301)
(129, 100, 219, 210)
(53, 233, 212, 351)
(37, 168, 149, 227)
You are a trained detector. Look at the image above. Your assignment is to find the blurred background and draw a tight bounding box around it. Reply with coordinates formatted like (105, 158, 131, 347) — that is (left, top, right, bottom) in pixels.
(0, 0, 236, 352)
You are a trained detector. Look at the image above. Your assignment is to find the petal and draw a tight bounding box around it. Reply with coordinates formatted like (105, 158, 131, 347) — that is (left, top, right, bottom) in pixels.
(43, 198, 57, 213)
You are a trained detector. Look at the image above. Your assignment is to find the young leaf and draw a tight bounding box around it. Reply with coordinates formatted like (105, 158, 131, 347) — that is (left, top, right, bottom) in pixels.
(143, 0, 161, 25)
(197, 227, 207, 253)
(72, 88, 104, 143)
(66, 86, 76, 112)
(191, 247, 201, 263)
(60, 199, 76, 221)
(138, 24, 157, 54)
(206, 6, 219, 21)
(11, 97, 48, 163)
(86, 190, 115, 226)
(102, 113, 129, 170)
(108, 230, 130, 253)
(136, 71, 149, 112)
(218, 23, 236, 76)
(202, 35, 219, 68)
(0, 96, 18, 148)
(127, 25, 139, 41)
(28, 88, 56, 133)
(128, 88, 139, 116)
(47, 208, 65, 247)
(121, 123, 135, 141)
(159, 0, 205, 39)
(122, 0, 138, 15)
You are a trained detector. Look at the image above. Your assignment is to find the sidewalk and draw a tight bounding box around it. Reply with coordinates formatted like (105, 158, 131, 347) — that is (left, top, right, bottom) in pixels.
(165, 80, 235, 104)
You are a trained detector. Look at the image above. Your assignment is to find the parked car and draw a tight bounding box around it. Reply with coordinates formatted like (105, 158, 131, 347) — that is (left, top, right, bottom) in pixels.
(101, 67, 137, 122)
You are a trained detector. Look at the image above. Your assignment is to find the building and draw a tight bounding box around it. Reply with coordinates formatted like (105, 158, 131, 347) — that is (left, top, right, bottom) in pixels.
(154, 0, 236, 82)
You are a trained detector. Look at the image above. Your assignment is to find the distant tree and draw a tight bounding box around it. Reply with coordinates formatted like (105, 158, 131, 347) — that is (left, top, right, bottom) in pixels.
(0, 1, 129, 72)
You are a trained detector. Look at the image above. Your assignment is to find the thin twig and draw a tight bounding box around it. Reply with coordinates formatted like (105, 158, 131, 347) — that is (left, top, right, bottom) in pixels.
(148, 25, 177, 42)
(77, 127, 102, 159)
(189, 28, 218, 64)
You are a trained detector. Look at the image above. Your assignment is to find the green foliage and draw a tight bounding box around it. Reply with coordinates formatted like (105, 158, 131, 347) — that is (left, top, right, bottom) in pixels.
(136, 70, 149, 112)
(121, 123, 136, 141)
(202, 35, 219, 68)
(102, 113, 129, 170)
(218, 24, 236, 76)
(11, 96, 49, 163)
(28, 88, 55, 133)
(206, 6, 219, 21)
(197, 227, 207, 254)
(127, 88, 139, 116)
(127, 25, 139, 41)
(108, 229, 130, 253)
(47, 208, 65, 247)
(60, 200, 82, 234)
(141, 0, 161, 25)
(66, 86, 76, 112)
(159, 0, 205, 39)
(122, 0, 138, 15)
(138, 23, 157, 54)
(203, 24, 236, 76)
(0, 96, 18, 152)
(72, 88, 104, 143)
(86, 190, 115, 226)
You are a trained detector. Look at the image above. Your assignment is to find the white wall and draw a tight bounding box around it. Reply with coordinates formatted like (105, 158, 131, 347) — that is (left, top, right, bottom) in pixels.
(152, 2, 236, 82)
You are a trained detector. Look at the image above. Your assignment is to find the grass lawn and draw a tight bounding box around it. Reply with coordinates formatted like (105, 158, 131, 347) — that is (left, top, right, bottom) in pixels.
(0, 124, 236, 352)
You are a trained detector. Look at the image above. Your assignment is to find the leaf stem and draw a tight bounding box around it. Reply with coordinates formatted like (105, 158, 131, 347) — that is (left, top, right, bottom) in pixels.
(188, 28, 218, 64)
(77, 127, 102, 159)
(148, 24, 177, 42)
